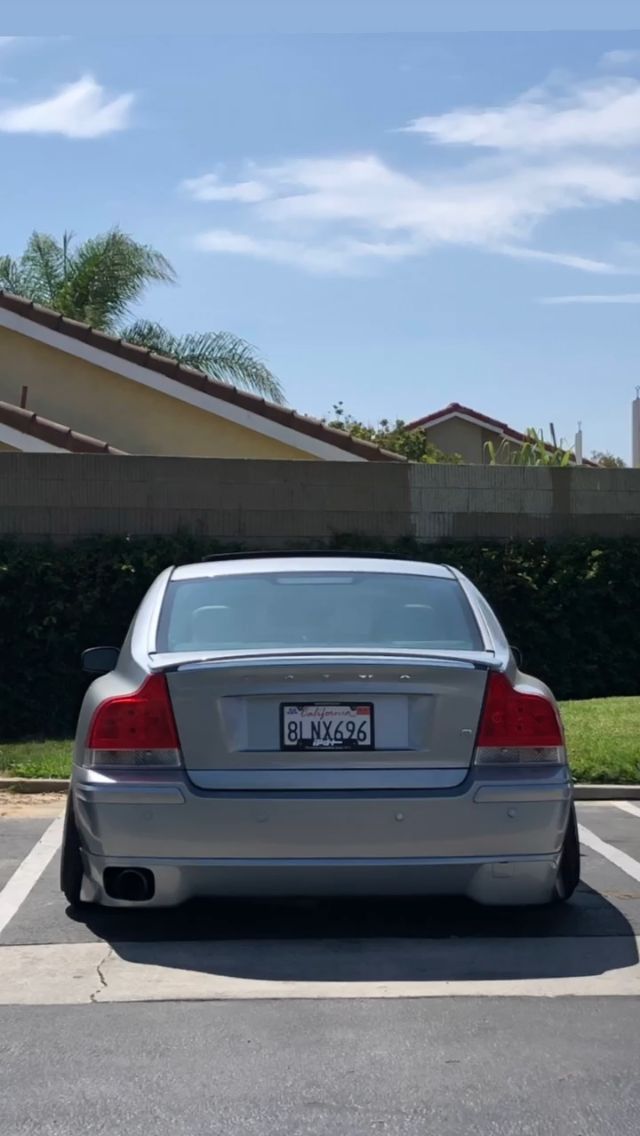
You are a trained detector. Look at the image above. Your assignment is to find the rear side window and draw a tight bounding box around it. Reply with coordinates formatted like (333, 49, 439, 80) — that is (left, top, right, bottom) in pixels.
(156, 571, 483, 653)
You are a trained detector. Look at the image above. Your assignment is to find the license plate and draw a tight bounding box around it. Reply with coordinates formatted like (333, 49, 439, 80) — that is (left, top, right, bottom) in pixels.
(281, 703, 374, 751)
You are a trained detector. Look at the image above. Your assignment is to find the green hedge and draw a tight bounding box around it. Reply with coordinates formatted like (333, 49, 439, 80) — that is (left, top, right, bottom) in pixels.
(1, 534, 639, 741)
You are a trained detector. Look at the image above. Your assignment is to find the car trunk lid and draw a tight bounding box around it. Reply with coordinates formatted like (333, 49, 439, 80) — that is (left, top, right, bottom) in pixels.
(164, 653, 492, 790)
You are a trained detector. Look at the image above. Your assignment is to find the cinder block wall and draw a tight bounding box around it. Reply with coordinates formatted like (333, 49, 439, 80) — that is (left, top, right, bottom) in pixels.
(408, 464, 640, 541)
(1, 454, 639, 543)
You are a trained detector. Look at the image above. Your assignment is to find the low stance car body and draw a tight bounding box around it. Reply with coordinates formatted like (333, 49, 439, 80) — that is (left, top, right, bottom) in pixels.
(61, 553, 579, 908)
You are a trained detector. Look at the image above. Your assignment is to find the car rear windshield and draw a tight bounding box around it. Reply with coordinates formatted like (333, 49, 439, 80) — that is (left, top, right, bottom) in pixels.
(156, 571, 483, 653)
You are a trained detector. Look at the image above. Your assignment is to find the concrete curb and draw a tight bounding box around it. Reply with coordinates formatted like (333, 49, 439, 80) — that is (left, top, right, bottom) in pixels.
(1, 778, 640, 800)
(573, 784, 640, 801)
(0, 778, 69, 794)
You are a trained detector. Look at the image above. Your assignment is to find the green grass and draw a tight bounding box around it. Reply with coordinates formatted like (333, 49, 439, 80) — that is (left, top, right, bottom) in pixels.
(561, 697, 640, 784)
(1, 697, 639, 782)
(0, 740, 73, 780)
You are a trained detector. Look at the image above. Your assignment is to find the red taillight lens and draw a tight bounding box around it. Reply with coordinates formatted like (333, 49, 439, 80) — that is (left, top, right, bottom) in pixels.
(477, 673, 563, 749)
(87, 675, 179, 751)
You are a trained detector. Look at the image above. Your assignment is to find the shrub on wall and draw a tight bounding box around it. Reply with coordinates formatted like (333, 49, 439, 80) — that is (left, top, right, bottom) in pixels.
(1, 534, 639, 740)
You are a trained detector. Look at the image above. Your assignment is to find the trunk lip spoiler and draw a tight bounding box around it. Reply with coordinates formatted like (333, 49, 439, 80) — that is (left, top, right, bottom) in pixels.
(147, 649, 501, 674)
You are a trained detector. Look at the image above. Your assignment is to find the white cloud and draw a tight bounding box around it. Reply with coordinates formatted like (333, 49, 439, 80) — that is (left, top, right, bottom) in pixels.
(496, 245, 618, 273)
(184, 69, 640, 277)
(181, 173, 272, 203)
(540, 293, 640, 304)
(195, 228, 417, 274)
(600, 49, 640, 69)
(189, 153, 640, 271)
(257, 155, 640, 239)
(0, 74, 134, 138)
(405, 77, 640, 151)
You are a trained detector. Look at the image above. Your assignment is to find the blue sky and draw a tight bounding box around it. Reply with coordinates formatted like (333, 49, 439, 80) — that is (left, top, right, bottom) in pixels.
(2, 30, 640, 459)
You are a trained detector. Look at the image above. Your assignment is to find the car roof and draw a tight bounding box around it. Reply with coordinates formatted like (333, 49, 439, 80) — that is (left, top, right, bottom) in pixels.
(171, 555, 456, 582)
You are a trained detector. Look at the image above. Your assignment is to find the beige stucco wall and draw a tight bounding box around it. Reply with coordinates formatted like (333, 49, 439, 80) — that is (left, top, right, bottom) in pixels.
(424, 418, 487, 463)
(422, 419, 520, 464)
(0, 326, 315, 459)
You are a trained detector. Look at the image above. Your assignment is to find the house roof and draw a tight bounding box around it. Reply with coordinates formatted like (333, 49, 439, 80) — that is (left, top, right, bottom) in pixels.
(0, 399, 127, 454)
(407, 402, 515, 436)
(0, 291, 403, 463)
(406, 402, 596, 465)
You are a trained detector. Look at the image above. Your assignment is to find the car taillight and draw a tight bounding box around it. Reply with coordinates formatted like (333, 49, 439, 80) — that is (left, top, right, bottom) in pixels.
(474, 672, 565, 765)
(85, 675, 181, 768)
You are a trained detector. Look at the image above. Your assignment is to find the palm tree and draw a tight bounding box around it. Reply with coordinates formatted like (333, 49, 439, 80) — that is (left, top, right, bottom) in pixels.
(0, 229, 283, 402)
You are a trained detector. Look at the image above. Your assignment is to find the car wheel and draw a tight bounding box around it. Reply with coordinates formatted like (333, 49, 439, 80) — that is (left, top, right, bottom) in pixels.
(552, 803, 580, 903)
(60, 798, 85, 908)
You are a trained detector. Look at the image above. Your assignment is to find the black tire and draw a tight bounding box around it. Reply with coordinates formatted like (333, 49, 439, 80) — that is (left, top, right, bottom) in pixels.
(60, 797, 85, 908)
(553, 803, 581, 903)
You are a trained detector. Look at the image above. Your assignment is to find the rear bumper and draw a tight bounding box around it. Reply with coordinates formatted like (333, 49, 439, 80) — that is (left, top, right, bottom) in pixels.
(72, 766, 573, 907)
(80, 851, 559, 907)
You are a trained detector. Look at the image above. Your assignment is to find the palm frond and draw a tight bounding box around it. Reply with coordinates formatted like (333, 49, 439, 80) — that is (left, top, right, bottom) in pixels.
(122, 321, 284, 403)
(0, 255, 26, 296)
(0, 227, 285, 404)
(61, 230, 75, 281)
(58, 228, 176, 330)
(19, 231, 65, 306)
(121, 320, 177, 355)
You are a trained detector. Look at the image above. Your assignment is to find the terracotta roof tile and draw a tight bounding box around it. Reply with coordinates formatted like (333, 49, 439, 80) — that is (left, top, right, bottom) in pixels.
(0, 291, 403, 462)
(0, 400, 127, 454)
(407, 402, 510, 433)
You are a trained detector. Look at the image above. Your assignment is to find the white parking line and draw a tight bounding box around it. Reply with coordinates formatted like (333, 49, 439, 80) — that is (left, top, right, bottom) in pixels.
(615, 801, 640, 821)
(0, 816, 64, 936)
(579, 822, 640, 885)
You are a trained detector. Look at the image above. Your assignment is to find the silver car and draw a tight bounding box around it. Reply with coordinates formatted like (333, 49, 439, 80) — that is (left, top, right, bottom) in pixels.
(61, 552, 579, 909)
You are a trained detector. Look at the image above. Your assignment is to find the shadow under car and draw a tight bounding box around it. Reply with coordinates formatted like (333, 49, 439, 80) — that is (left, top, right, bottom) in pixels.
(68, 882, 639, 985)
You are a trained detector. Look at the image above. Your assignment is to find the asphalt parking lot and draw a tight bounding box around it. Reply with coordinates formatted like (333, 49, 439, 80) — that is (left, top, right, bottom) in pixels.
(1, 799, 640, 1135)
